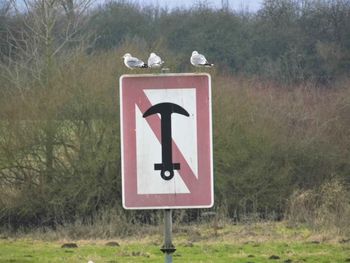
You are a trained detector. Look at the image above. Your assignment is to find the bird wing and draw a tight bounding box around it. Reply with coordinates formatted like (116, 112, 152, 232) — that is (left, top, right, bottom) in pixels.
(127, 57, 145, 68)
(148, 55, 163, 67)
(191, 53, 208, 65)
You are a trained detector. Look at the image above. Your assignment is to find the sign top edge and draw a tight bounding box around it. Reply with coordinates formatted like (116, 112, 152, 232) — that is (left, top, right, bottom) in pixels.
(119, 73, 211, 80)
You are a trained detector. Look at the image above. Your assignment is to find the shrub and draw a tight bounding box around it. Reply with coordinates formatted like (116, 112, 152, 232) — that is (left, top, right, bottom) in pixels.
(286, 179, 350, 235)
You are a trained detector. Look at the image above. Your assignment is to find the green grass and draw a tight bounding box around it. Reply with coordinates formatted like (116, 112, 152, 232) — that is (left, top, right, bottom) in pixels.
(0, 223, 349, 262)
(0, 239, 349, 263)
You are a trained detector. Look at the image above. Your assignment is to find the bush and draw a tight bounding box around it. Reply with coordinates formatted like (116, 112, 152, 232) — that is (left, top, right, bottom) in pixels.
(286, 179, 350, 235)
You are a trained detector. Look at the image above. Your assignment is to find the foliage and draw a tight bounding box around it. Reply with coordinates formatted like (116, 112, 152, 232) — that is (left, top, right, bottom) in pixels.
(287, 178, 350, 234)
(0, 0, 349, 229)
(213, 76, 350, 219)
(86, 0, 350, 84)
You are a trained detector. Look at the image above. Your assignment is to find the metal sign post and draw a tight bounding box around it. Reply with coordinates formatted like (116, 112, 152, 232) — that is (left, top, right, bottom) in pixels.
(119, 73, 214, 261)
(160, 209, 175, 262)
(160, 69, 175, 263)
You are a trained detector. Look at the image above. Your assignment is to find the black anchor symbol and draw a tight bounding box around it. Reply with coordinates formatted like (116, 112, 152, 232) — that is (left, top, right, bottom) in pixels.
(143, 102, 189, 180)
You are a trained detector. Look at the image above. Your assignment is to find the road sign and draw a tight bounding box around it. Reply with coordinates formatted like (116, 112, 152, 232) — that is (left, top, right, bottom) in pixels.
(120, 73, 213, 209)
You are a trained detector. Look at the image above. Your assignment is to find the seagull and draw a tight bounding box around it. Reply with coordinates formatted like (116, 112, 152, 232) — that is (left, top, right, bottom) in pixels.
(148, 52, 164, 68)
(190, 51, 214, 67)
(122, 53, 148, 69)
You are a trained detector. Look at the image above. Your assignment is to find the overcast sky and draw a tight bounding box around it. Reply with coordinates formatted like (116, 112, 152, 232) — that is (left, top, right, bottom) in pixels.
(98, 0, 263, 11)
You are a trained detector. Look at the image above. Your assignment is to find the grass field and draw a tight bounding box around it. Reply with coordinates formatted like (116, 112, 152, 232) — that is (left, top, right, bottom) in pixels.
(0, 222, 349, 263)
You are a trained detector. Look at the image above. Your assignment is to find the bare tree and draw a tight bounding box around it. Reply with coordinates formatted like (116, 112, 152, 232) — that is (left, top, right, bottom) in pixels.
(0, 0, 94, 199)
(0, 0, 10, 15)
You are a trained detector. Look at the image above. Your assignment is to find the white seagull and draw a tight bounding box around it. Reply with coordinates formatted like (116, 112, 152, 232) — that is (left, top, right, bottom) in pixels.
(122, 53, 148, 69)
(190, 51, 214, 67)
(148, 52, 164, 68)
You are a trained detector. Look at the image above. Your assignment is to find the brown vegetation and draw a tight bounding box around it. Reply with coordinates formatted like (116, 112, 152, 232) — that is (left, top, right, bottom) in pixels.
(287, 179, 350, 235)
(0, 0, 349, 232)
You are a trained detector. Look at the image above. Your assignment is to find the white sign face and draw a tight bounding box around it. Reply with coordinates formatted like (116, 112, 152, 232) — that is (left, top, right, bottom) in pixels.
(120, 73, 213, 209)
(136, 88, 197, 194)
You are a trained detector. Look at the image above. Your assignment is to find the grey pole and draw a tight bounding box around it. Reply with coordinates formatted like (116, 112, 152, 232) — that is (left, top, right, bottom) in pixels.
(159, 67, 174, 263)
(161, 209, 176, 263)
